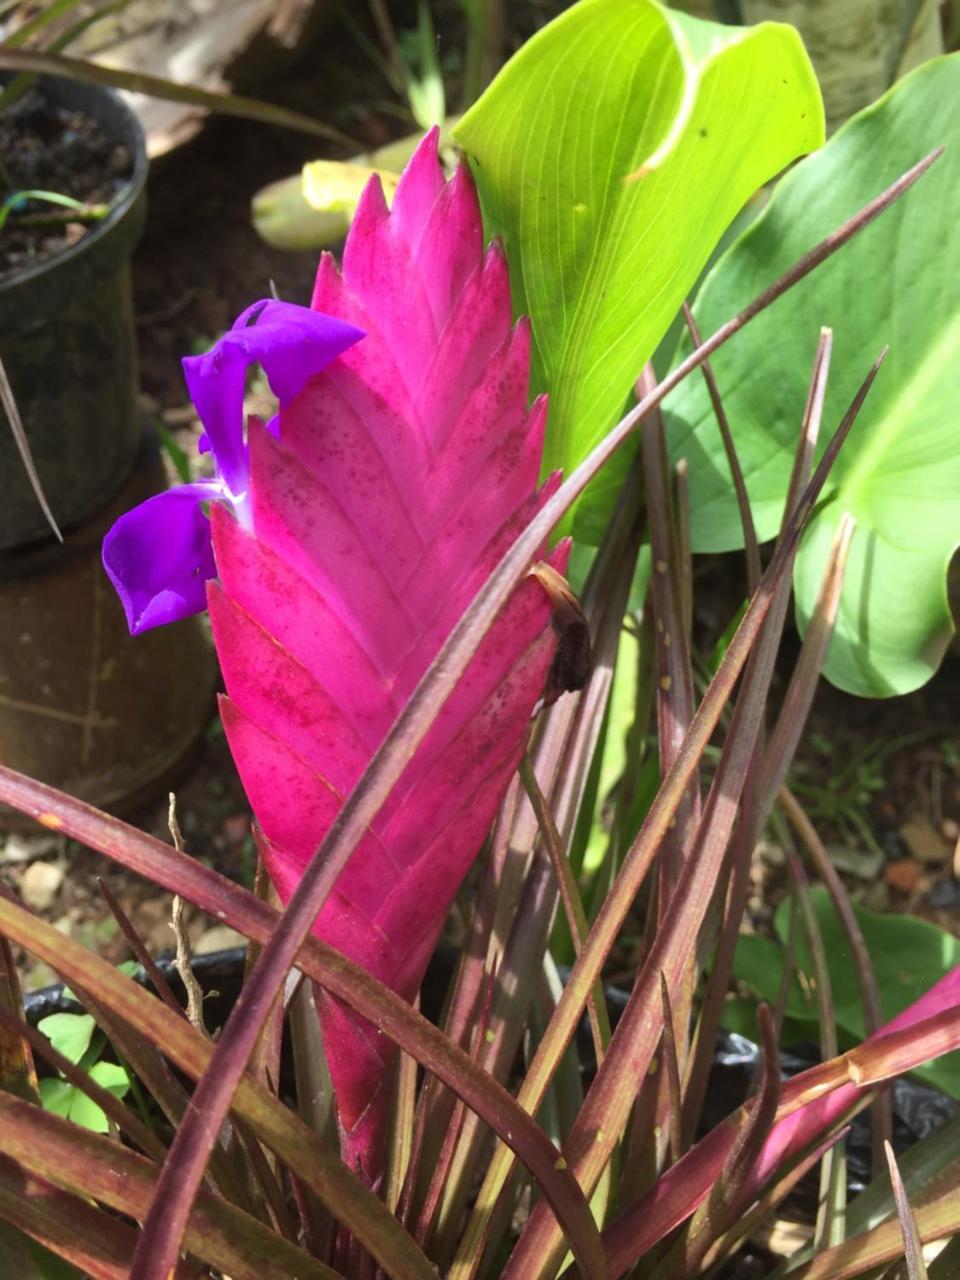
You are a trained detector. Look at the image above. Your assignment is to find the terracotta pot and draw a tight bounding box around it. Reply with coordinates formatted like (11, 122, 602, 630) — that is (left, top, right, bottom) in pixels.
(0, 433, 217, 824)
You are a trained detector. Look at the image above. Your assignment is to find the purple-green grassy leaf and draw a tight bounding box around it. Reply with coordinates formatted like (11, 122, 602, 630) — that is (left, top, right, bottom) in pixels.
(786, 1116, 960, 1278)
(0, 1156, 139, 1280)
(61, 980, 252, 1207)
(639, 377, 699, 906)
(0, 1090, 342, 1280)
(682, 1003, 782, 1272)
(604, 976, 960, 1276)
(659, 974, 684, 1169)
(778, 783, 892, 1175)
(790, 1186, 958, 1280)
(455, 347, 878, 1279)
(0, 935, 39, 1104)
(682, 303, 761, 593)
(95, 877, 184, 1019)
(438, 497, 642, 1270)
(885, 1140, 929, 1280)
(758, 515, 855, 816)
(0, 768, 610, 1277)
(783, 844, 846, 1251)
(0, 49, 357, 146)
(385, 1026, 417, 1218)
(496, 351, 881, 1280)
(704, 1126, 853, 1275)
(681, 327, 833, 1152)
(519, 755, 610, 1063)
(0, 892, 438, 1280)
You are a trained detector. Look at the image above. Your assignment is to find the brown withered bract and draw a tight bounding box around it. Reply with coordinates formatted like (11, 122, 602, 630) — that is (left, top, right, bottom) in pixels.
(529, 561, 592, 705)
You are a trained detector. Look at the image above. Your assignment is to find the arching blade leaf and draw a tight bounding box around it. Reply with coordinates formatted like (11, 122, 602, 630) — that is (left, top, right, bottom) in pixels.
(454, 0, 824, 538)
(668, 55, 959, 696)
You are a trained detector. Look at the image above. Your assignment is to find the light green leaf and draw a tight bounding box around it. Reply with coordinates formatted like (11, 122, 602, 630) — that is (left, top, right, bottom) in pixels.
(39, 1077, 114, 1132)
(731, 885, 960, 1096)
(38, 1061, 130, 1134)
(404, 0, 446, 131)
(454, 0, 823, 537)
(36, 1013, 94, 1066)
(88, 1060, 132, 1097)
(667, 55, 960, 696)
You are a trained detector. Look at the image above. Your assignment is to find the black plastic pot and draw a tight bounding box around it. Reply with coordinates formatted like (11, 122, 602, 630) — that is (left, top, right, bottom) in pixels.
(0, 75, 148, 549)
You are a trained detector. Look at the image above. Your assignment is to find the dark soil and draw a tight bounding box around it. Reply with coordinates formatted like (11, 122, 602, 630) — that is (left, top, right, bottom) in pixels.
(0, 87, 133, 278)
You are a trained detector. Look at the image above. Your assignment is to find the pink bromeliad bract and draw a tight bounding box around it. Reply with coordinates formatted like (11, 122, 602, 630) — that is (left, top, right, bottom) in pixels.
(104, 129, 570, 1184)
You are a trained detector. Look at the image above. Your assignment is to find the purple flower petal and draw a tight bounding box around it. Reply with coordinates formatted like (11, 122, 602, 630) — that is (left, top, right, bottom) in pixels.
(102, 483, 222, 634)
(181, 301, 364, 497)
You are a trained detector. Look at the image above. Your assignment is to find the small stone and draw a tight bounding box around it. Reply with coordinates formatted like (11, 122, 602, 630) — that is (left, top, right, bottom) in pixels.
(757, 839, 785, 866)
(885, 858, 923, 894)
(194, 925, 245, 955)
(927, 879, 960, 909)
(826, 844, 884, 880)
(1, 833, 60, 864)
(760, 1220, 813, 1256)
(900, 814, 951, 865)
(222, 815, 250, 843)
(862, 880, 891, 912)
(20, 861, 65, 911)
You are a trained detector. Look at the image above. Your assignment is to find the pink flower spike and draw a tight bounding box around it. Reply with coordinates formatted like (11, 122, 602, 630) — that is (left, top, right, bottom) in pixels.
(211, 129, 581, 1184)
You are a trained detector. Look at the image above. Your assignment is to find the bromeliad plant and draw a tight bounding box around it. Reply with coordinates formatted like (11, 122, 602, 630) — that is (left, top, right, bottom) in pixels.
(2, 3, 960, 1279)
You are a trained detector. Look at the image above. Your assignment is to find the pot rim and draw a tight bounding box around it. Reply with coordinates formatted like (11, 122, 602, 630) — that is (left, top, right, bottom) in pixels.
(0, 71, 148, 293)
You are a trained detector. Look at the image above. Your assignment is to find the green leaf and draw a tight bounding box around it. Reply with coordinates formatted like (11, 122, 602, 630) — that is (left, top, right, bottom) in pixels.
(38, 1062, 130, 1134)
(153, 420, 193, 485)
(60, 957, 138, 1005)
(667, 55, 960, 696)
(88, 1060, 131, 1098)
(404, 0, 446, 130)
(36, 1014, 94, 1066)
(731, 885, 960, 1096)
(40, 1078, 101, 1132)
(730, 932, 815, 1022)
(454, 0, 823, 538)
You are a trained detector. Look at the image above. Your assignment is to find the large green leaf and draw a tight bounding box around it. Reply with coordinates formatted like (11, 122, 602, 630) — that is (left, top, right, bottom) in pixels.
(667, 55, 960, 696)
(454, 0, 824, 538)
(731, 884, 960, 1096)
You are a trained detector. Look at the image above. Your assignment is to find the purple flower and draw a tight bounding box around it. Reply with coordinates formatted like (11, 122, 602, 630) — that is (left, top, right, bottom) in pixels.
(102, 299, 364, 634)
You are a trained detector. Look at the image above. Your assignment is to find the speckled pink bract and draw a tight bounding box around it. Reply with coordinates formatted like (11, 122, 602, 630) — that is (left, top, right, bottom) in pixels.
(208, 129, 567, 1184)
